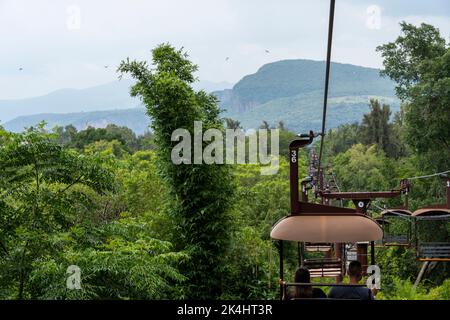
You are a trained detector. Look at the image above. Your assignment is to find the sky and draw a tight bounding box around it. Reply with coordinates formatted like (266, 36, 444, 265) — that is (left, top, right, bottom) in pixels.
(0, 0, 449, 100)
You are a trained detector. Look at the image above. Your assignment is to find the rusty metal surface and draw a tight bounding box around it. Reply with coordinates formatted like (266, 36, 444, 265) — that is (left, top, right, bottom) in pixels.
(289, 133, 314, 214)
(321, 191, 402, 199)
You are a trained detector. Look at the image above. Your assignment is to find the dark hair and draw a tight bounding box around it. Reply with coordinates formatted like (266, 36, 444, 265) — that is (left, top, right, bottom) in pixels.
(348, 260, 362, 278)
(294, 267, 313, 298)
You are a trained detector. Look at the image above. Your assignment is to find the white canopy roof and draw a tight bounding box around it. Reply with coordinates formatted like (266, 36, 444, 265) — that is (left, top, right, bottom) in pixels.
(270, 214, 383, 242)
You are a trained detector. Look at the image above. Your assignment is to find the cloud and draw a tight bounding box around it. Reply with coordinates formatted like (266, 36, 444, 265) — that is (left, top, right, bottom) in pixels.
(0, 0, 449, 99)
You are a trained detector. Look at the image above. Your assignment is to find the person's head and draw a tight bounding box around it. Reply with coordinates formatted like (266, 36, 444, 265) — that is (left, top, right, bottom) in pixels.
(348, 260, 363, 282)
(294, 267, 312, 298)
(295, 267, 311, 283)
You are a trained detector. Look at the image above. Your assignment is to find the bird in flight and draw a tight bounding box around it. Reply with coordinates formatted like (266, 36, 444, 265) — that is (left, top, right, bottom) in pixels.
(265, 49, 270, 54)
(104, 65, 109, 68)
(225, 57, 230, 61)
(19, 67, 23, 71)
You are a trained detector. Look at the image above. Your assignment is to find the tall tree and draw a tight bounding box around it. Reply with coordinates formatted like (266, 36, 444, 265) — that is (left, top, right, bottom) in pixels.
(53, 124, 77, 145)
(377, 22, 447, 100)
(377, 22, 450, 171)
(324, 123, 361, 157)
(68, 124, 139, 153)
(224, 117, 242, 130)
(259, 120, 270, 130)
(360, 99, 392, 155)
(0, 126, 115, 298)
(118, 44, 234, 298)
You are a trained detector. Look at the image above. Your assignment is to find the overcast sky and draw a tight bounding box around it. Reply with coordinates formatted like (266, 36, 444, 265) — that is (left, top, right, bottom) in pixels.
(1, 0, 449, 99)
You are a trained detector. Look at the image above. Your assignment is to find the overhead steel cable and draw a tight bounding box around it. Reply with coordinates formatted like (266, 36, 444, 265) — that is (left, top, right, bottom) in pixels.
(330, 170, 344, 207)
(371, 203, 412, 220)
(317, 0, 336, 179)
(415, 214, 450, 220)
(372, 202, 450, 220)
(406, 170, 450, 181)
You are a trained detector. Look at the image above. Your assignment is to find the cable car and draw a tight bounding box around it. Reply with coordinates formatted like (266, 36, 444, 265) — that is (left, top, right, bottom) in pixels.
(270, 133, 383, 299)
(411, 174, 450, 261)
(413, 208, 450, 262)
(380, 209, 413, 246)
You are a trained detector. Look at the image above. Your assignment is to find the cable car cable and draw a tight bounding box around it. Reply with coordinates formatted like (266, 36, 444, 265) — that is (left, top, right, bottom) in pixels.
(371, 203, 412, 220)
(317, 0, 336, 177)
(406, 170, 450, 181)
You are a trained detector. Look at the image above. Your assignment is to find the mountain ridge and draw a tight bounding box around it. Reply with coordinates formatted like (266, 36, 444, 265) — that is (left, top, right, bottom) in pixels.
(214, 59, 395, 113)
(0, 79, 233, 123)
(3, 59, 398, 134)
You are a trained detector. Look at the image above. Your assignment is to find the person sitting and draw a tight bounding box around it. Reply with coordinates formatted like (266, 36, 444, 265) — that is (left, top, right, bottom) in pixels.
(288, 267, 327, 299)
(327, 260, 374, 300)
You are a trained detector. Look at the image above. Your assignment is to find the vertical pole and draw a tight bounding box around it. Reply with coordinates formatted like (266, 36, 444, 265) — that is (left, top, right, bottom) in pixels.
(290, 146, 299, 214)
(357, 243, 368, 276)
(409, 215, 413, 245)
(300, 243, 305, 267)
(404, 190, 409, 210)
(446, 178, 450, 209)
(414, 261, 430, 289)
(415, 216, 419, 260)
(319, 168, 324, 204)
(370, 241, 375, 265)
(335, 243, 343, 282)
(351, 198, 370, 275)
(401, 179, 409, 210)
(289, 137, 314, 214)
(279, 240, 284, 300)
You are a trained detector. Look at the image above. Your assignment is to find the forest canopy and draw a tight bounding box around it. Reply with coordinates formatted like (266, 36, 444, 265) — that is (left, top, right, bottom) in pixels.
(0, 22, 449, 300)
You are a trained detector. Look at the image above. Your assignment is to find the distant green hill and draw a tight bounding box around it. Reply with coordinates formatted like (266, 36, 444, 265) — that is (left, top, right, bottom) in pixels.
(214, 59, 396, 113)
(212, 59, 399, 132)
(3, 59, 399, 134)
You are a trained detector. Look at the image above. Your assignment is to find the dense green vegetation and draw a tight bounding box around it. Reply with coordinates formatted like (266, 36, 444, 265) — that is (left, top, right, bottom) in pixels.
(0, 22, 449, 300)
(377, 22, 450, 172)
(320, 22, 450, 298)
(4, 108, 151, 136)
(225, 93, 400, 134)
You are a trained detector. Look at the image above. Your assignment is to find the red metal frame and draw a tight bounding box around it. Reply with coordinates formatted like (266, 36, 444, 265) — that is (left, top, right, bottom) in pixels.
(288, 133, 409, 216)
(286, 133, 409, 278)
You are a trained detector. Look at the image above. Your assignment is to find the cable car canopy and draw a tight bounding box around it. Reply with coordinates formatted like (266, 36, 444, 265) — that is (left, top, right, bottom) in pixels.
(381, 209, 412, 217)
(413, 208, 450, 217)
(270, 212, 383, 243)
